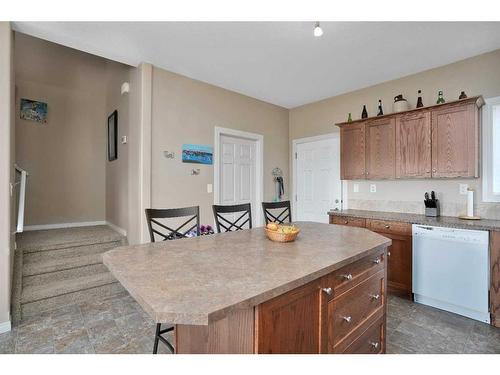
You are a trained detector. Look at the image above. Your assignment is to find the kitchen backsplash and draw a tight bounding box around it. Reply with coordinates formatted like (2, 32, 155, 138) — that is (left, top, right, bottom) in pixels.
(347, 199, 500, 220)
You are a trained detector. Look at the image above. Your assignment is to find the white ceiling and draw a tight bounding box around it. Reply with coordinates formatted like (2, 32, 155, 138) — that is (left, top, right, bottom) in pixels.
(12, 22, 500, 108)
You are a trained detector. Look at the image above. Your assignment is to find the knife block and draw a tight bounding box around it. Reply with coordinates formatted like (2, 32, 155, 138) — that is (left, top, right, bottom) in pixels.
(425, 200, 440, 217)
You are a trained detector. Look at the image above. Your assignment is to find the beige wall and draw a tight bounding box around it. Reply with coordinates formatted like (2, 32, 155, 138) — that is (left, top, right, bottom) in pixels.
(15, 33, 108, 226)
(0, 22, 15, 327)
(105, 61, 131, 234)
(151, 67, 289, 225)
(289, 49, 500, 219)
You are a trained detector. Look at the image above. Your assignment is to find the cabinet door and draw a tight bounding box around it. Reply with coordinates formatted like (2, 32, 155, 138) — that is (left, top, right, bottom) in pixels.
(340, 123, 366, 180)
(395, 111, 432, 178)
(431, 103, 479, 178)
(386, 233, 412, 298)
(366, 117, 396, 179)
(256, 278, 327, 353)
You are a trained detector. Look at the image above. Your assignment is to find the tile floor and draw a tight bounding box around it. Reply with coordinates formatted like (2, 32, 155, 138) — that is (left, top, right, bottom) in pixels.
(0, 293, 498, 354)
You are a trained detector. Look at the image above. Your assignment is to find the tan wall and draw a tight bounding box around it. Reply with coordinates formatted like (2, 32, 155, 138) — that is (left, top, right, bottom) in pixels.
(15, 33, 108, 226)
(289, 49, 500, 219)
(151, 67, 289, 225)
(105, 62, 131, 234)
(0, 22, 15, 327)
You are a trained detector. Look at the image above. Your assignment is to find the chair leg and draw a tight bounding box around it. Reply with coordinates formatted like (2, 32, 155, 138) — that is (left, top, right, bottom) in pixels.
(153, 323, 161, 354)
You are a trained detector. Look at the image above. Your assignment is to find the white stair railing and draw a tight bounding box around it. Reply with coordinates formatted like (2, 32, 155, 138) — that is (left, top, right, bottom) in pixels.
(14, 164, 28, 233)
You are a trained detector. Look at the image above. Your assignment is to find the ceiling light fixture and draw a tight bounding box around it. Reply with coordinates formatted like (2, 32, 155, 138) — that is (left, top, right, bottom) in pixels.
(313, 22, 323, 37)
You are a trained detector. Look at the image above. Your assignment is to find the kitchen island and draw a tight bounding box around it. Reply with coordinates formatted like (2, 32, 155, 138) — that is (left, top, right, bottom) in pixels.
(103, 222, 391, 354)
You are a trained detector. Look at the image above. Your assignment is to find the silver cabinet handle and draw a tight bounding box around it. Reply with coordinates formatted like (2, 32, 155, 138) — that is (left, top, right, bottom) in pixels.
(342, 273, 353, 281)
(387, 251, 391, 257)
(322, 287, 333, 296)
(370, 341, 379, 349)
(372, 258, 380, 264)
(342, 316, 352, 323)
(344, 221, 349, 224)
(370, 294, 380, 300)
(385, 225, 390, 229)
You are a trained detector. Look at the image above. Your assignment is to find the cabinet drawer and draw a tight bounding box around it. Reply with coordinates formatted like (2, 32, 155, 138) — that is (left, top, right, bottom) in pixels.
(324, 249, 385, 295)
(329, 271, 385, 348)
(341, 316, 385, 354)
(329, 215, 366, 228)
(367, 219, 411, 236)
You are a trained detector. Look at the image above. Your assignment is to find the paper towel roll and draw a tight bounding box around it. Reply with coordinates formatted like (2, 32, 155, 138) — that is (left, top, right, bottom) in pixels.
(467, 189, 474, 217)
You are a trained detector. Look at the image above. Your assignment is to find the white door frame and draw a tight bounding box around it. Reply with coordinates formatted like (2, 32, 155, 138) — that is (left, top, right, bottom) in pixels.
(214, 126, 264, 227)
(292, 132, 346, 220)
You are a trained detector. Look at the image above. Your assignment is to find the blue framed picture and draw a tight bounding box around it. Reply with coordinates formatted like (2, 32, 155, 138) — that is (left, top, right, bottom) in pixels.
(20, 98, 48, 123)
(182, 144, 213, 165)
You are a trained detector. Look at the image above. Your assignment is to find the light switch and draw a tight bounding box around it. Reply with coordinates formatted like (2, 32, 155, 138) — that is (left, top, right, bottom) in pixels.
(370, 184, 377, 193)
(459, 184, 468, 195)
(353, 183, 359, 193)
(207, 183, 213, 193)
(121, 135, 127, 144)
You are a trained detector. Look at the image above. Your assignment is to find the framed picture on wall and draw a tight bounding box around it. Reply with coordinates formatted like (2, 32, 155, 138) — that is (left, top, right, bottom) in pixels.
(108, 110, 118, 161)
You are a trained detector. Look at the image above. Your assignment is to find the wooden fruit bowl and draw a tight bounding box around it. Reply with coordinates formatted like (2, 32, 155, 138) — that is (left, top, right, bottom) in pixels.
(265, 227, 300, 243)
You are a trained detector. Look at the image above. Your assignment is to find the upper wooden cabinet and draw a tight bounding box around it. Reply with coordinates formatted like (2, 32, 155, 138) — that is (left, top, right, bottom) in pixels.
(340, 122, 366, 180)
(337, 97, 483, 180)
(431, 103, 480, 178)
(366, 117, 396, 179)
(395, 111, 431, 178)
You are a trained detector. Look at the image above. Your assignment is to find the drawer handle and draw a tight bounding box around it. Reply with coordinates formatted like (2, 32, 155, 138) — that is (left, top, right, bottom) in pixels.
(372, 258, 381, 264)
(344, 221, 349, 224)
(370, 341, 379, 349)
(385, 225, 390, 229)
(322, 287, 333, 296)
(342, 316, 352, 323)
(387, 251, 391, 257)
(369, 294, 380, 300)
(342, 274, 353, 281)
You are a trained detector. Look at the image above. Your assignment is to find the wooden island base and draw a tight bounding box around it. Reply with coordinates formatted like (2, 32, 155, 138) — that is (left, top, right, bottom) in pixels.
(175, 247, 388, 354)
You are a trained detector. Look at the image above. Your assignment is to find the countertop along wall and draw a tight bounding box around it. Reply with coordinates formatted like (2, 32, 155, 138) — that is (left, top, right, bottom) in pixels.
(151, 67, 290, 225)
(15, 33, 108, 226)
(289, 48, 500, 220)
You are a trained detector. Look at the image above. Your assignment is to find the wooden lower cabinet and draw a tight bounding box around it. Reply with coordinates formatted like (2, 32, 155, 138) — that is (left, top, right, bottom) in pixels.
(256, 249, 387, 354)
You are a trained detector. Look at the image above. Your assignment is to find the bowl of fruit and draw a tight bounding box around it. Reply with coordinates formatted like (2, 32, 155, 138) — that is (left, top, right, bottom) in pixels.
(265, 223, 300, 243)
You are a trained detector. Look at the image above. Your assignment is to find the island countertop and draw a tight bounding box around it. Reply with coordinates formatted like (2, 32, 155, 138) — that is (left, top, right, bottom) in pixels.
(102, 222, 391, 326)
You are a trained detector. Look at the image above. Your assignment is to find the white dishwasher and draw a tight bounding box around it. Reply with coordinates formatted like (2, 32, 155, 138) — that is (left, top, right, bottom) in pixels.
(412, 224, 490, 323)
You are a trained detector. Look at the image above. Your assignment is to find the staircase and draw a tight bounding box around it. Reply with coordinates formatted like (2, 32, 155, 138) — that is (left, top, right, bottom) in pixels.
(12, 225, 127, 324)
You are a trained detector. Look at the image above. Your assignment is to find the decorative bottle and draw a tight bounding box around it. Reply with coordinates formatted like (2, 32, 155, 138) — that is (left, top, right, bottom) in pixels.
(436, 90, 445, 104)
(416, 90, 423, 108)
(347, 113, 352, 122)
(361, 105, 368, 119)
(377, 100, 383, 116)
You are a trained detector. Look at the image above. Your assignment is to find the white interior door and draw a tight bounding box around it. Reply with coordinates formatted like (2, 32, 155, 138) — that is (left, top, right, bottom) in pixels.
(219, 135, 256, 227)
(295, 136, 341, 223)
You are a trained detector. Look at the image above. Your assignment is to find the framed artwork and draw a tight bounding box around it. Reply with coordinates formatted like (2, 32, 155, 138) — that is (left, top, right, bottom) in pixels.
(20, 98, 48, 123)
(182, 144, 213, 165)
(108, 110, 118, 161)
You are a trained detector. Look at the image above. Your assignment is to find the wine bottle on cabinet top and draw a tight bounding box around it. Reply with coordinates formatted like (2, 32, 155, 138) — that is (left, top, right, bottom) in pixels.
(361, 105, 368, 119)
(416, 90, 423, 108)
(377, 100, 383, 116)
(436, 90, 445, 104)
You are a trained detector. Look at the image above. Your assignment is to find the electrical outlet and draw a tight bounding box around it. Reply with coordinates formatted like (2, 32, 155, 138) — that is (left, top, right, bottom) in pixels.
(459, 184, 469, 195)
(353, 183, 359, 193)
(370, 184, 377, 193)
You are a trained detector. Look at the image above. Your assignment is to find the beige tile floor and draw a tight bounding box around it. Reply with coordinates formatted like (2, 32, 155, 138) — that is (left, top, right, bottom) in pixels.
(1, 292, 499, 354)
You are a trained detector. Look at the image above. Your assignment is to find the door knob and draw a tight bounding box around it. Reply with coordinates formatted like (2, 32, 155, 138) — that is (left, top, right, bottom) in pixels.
(322, 287, 333, 296)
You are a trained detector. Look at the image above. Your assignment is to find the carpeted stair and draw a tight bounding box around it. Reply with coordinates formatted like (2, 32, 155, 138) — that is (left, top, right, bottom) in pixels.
(12, 225, 127, 324)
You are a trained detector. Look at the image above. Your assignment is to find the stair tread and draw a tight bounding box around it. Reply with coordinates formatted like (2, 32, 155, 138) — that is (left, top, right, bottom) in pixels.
(18, 225, 124, 252)
(21, 271, 117, 303)
(23, 252, 107, 275)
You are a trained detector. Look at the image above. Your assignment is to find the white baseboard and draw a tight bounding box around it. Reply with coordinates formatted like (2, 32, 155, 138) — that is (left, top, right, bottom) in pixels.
(0, 320, 11, 334)
(23, 221, 107, 231)
(105, 221, 127, 237)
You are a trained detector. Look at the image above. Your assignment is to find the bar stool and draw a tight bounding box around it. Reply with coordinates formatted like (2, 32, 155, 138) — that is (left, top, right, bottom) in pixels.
(212, 203, 252, 233)
(262, 200, 292, 224)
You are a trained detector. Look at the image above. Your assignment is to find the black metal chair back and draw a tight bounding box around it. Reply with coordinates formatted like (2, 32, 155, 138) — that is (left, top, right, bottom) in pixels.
(262, 201, 292, 224)
(212, 203, 252, 233)
(145, 206, 200, 242)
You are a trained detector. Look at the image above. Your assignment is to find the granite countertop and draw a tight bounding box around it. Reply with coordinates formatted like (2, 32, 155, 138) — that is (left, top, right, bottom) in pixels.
(102, 222, 390, 326)
(328, 209, 500, 231)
